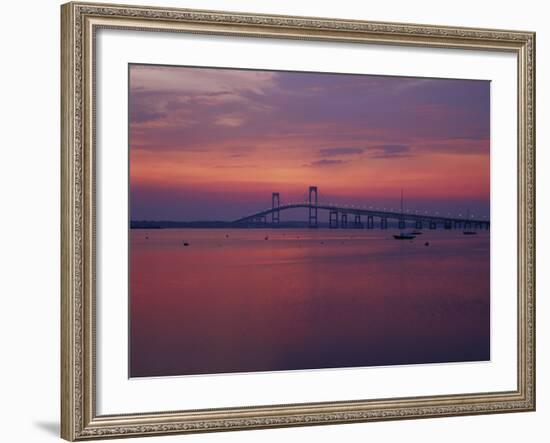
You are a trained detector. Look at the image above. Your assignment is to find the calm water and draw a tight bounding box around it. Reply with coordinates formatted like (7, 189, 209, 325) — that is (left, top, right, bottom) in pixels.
(130, 228, 490, 377)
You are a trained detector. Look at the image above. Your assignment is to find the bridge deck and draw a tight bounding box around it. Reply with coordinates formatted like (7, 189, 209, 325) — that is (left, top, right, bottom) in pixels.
(233, 203, 489, 226)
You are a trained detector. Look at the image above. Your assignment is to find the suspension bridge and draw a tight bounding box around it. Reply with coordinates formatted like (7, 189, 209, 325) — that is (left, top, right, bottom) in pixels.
(233, 186, 490, 230)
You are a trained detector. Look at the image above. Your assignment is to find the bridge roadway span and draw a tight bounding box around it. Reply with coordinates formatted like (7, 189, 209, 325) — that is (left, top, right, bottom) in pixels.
(233, 202, 490, 229)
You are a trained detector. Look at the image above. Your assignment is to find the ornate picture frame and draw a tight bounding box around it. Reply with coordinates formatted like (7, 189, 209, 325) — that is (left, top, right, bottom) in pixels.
(61, 1, 535, 440)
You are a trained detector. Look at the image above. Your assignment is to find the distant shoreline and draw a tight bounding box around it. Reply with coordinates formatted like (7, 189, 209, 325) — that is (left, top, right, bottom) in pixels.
(130, 220, 407, 229)
(131, 220, 323, 229)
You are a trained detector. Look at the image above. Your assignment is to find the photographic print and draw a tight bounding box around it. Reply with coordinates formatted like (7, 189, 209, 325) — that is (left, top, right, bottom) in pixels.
(61, 6, 536, 438)
(129, 64, 490, 378)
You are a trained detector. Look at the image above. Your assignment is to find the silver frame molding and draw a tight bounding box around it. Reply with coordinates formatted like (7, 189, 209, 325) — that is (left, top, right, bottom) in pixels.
(61, 2, 536, 440)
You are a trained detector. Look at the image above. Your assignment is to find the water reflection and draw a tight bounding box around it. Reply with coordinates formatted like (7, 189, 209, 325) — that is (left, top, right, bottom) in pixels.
(130, 229, 490, 377)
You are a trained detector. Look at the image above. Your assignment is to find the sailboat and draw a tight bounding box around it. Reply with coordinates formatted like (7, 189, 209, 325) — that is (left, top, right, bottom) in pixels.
(463, 209, 477, 235)
(393, 189, 416, 240)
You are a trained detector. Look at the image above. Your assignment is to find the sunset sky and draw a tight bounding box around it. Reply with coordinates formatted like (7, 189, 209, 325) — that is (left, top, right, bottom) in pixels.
(129, 64, 490, 221)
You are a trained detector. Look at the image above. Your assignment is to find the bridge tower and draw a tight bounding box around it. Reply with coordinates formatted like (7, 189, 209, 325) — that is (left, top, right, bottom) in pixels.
(308, 186, 318, 228)
(271, 192, 280, 224)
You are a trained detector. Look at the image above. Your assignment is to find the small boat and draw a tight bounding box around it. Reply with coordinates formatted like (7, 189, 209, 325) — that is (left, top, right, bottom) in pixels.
(393, 190, 416, 240)
(462, 209, 477, 235)
(393, 232, 416, 240)
(411, 230, 423, 235)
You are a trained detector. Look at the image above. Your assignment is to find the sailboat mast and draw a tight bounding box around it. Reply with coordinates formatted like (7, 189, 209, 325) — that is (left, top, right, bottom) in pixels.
(401, 188, 403, 214)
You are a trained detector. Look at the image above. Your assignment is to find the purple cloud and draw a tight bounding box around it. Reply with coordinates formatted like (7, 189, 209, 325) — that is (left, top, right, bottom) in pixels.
(368, 144, 411, 158)
(303, 159, 347, 167)
(318, 147, 364, 157)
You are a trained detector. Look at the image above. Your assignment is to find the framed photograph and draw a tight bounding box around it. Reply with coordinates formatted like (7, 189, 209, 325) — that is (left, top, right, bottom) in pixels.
(61, 2, 536, 440)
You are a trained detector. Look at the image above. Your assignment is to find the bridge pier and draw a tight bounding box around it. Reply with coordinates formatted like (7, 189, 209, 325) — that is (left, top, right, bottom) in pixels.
(329, 210, 338, 229)
(444, 219, 452, 230)
(381, 218, 388, 229)
(398, 219, 405, 229)
(367, 215, 374, 229)
(354, 214, 362, 228)
(454, 220, 461, 229)
(308, 186, 318, 228)
(415, 220, 423, 230)
(429, 221, 437, 230)
(341, 213, 348, 229)
(271, 192, 280, 224)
